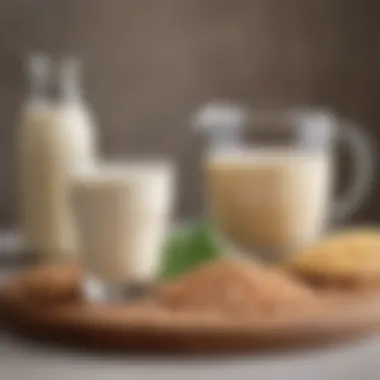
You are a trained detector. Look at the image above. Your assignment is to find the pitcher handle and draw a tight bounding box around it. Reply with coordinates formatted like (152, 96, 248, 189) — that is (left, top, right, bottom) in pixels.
(333, 120, 374, 221)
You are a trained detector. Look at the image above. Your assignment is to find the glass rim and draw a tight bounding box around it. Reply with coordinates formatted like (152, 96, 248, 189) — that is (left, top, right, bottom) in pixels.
(71, 158, 175, 184)
(97, 156, 175, 167)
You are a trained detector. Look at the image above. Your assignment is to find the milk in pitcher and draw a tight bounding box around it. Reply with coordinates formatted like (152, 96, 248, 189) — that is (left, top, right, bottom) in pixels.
(205, 148, 333, 253)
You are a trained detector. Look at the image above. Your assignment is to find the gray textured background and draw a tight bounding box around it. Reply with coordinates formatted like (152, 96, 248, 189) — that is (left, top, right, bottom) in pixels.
(1, 0, 379, 226)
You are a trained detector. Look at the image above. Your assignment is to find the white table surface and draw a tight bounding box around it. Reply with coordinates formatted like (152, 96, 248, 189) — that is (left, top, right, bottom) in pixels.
(1, 232, 380, 380)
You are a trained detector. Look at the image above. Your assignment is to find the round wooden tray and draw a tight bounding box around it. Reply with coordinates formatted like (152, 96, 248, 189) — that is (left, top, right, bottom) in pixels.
(2, 265, 380, 354)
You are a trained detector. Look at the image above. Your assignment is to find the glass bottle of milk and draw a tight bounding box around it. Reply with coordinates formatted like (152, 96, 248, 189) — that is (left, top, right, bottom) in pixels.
(18, 54, 97, 261)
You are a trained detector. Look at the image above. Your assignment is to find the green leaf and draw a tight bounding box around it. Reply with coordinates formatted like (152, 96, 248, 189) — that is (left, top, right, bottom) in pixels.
(159, 222, 222, 280)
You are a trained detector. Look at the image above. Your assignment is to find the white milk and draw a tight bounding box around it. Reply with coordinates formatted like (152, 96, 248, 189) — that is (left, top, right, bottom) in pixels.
(17, 56, 97, 259)
(71, 163, 175, 284)
(205, 148, 333, 253)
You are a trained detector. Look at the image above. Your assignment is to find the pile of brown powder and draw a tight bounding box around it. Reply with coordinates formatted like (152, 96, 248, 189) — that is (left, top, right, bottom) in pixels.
(154, 258, 318, 320)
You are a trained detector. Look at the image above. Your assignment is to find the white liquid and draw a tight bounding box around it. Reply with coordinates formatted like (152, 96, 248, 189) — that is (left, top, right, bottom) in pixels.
(18, 101, 96, 259)
(206, 148, 333, 253)
(71, 163, 175, 284)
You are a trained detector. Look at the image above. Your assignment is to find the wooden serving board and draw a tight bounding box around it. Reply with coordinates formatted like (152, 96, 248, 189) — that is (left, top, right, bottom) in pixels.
(2, 265, 380, 354)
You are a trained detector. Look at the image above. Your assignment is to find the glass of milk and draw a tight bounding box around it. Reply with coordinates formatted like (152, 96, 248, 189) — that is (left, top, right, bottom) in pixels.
(193, 103, 374, 261)
(70, 160, 175, 301)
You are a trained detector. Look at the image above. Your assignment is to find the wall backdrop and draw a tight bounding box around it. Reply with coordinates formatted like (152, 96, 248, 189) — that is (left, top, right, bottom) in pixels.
(0, 0, 379, 226)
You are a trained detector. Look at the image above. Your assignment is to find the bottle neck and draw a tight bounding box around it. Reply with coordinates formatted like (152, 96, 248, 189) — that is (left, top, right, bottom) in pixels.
(47, 75, 82, 104)
(25, 54, 86, 108)
(51, 58, 83, 104)
(61, 57, 82, 103)
(27, 56, 84, 105)
(26, 53, 50, 103)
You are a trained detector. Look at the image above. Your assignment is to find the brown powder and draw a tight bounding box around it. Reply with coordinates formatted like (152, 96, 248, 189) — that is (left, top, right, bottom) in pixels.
(154, 258, 317, 320)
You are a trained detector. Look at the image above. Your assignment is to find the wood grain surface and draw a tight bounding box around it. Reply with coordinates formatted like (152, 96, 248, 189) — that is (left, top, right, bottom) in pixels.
(2, 265, 380, 354)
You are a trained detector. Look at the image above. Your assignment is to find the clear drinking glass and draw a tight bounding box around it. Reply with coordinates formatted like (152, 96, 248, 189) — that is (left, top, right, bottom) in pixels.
(71, 160, 175, 301)
(193, 103, 374, 261)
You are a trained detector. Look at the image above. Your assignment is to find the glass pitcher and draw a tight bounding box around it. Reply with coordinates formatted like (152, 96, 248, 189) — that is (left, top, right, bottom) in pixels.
(193, 102, 374, 261)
